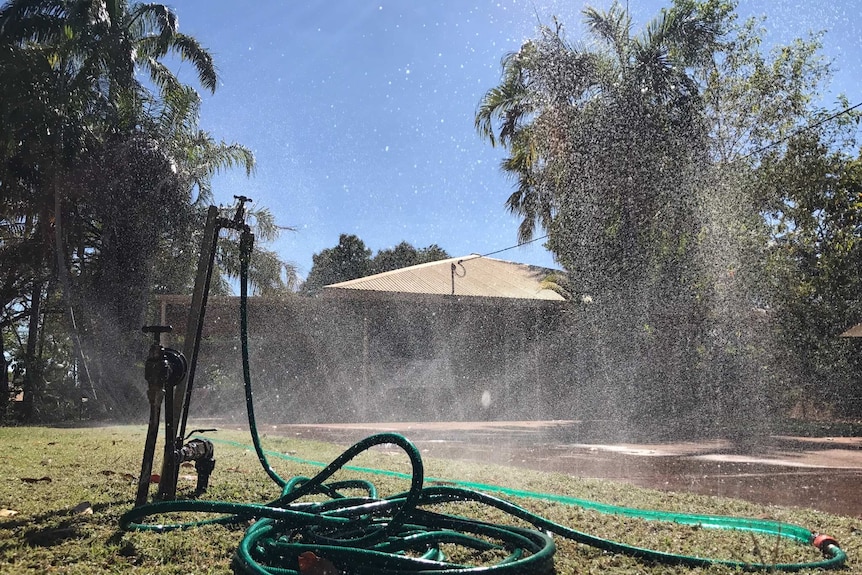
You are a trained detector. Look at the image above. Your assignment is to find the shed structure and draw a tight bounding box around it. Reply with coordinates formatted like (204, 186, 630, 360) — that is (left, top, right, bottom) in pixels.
(159, 256, 571, 423)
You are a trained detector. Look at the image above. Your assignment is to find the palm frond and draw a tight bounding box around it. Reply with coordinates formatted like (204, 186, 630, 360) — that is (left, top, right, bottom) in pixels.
(0, 0, 67, 44)
(157, 85, 201, 137)
(539, 272, 573, 300)
(169, 33, 217, 93)
(582, 1, 632, 64)
(475, 45, 535, 147)
(140, 55, 181, 95)
(128, 2, 177, 55)
(246, 207, 279, 243)
(191, 137, 255, 177)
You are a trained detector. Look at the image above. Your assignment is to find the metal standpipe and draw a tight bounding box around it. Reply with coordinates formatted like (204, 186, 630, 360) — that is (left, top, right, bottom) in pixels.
(140, 198, 252, 503)
(172, 205, 221, 449)
(135, 325, 188, 506)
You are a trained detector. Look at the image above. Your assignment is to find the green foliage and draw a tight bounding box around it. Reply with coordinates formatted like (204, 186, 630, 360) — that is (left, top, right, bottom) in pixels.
(758, 137, 862, 415)
(695, 7, 833, 163)
(477, 0, 862, 421)
(0, 1, 290, 421)
(301, 236, 450, 295)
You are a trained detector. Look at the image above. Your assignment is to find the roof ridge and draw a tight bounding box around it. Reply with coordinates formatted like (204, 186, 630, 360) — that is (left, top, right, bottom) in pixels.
(325, 257, 564, 301)
(329, 254, 487, 287)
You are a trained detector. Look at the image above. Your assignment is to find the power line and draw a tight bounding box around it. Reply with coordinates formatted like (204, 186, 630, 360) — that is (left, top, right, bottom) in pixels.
(452, 234, 552, 295)
(741, 100, 862, 160)
(478, 234, 550, 258)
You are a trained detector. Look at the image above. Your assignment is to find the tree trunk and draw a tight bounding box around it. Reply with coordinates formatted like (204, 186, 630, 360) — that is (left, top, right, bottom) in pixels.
(1, 326, 8, 421)
(22, 278, 43, 422)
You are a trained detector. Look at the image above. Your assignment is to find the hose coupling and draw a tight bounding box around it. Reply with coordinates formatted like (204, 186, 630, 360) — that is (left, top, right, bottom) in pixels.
(812, 533, 839, 554)
(178, 438, 216, 494)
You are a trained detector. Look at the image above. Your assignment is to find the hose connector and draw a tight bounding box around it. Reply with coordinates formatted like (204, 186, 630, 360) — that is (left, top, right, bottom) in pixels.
(812, 533, 840, 555)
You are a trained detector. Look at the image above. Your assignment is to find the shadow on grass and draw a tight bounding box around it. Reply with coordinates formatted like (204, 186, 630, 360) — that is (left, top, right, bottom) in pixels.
(1, 500, 129, 549)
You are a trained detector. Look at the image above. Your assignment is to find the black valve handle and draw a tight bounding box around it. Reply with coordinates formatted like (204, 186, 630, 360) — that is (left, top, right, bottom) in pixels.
(142, 325, 173, 345)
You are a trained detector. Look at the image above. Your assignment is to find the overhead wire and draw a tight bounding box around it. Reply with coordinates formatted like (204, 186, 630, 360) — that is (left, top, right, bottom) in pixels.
(740, 100, 862, 160)
(477, 234, 550, 259)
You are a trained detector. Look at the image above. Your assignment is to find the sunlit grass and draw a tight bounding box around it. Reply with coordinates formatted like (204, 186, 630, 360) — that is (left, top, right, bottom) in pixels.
(0, 426, 859, 574)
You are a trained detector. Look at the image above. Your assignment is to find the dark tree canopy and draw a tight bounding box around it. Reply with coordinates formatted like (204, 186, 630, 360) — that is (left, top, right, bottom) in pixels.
(476, 0, 862, 425)
(0, 0, 290, 421)
(301, 235, 373, 295)
(371, 242, 450, 274)
(301, 237, 449, 295)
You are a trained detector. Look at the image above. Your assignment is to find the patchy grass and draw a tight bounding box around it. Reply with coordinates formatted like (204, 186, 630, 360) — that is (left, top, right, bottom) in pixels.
(0, 425, 860, 574)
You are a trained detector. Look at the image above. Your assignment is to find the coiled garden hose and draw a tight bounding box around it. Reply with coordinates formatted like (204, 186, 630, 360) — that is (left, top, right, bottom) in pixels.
(120, 230, 848, 573)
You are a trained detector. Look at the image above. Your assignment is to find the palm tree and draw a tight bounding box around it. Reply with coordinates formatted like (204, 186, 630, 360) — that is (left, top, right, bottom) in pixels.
(475, 40, 546, 244)
(0, 0, 216, 97)
(0, 0, 221, 419)
(475, 1, 722, 246)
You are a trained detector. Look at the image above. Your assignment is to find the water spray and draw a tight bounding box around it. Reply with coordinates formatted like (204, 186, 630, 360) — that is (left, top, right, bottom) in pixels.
(125, 201, 847, 573)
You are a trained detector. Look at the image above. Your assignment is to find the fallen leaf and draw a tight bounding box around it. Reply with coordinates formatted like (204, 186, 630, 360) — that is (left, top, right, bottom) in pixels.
(297, 551, 340, 575)
(180, 462, 195, 469)
(150, 474, 160, 484)
(71, 501, 93, 515)
(21, 476, 52, 483)
(0, 509, 18, 518)
(121, 473, 136, 481)
(99, 470, 116, 476)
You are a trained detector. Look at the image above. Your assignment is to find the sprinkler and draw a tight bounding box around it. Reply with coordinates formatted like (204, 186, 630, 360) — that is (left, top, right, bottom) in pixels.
(135, 196, 252, 504)
(135, 325, 189, 505)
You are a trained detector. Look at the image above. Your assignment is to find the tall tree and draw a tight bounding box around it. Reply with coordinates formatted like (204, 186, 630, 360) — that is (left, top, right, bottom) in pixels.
(371, 242, 450, 274)
(0, 0, 258, 419)
(301, 235, 372, 296)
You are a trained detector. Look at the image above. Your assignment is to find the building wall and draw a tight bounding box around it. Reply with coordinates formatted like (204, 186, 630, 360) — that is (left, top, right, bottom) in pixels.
(160, 293, 571, 423)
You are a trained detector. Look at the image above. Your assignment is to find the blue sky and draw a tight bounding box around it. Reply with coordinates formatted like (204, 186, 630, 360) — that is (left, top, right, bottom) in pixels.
(170, 1, 861, 281)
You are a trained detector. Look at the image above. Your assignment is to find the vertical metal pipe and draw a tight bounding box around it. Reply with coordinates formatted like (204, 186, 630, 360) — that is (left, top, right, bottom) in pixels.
(159, 206, 220, 491)
(451, 263, 455, 295)
(174, 205, 221, 440)
(134, 397, 162, 506)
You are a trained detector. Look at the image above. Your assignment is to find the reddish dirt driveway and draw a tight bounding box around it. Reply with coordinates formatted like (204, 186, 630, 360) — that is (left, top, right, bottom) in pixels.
(259, 420, 862, 518)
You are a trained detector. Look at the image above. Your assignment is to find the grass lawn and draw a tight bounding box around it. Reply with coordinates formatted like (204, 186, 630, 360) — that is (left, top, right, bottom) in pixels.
(0, 425, 859, 574)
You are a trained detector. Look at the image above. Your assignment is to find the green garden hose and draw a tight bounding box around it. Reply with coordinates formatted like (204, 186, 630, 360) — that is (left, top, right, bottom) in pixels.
(120, 230, 848, 573)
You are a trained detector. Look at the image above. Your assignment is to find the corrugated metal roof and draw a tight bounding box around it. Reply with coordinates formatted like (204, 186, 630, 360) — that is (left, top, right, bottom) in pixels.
(840, 323, 862, 337)
(324, 256, 566, 301)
